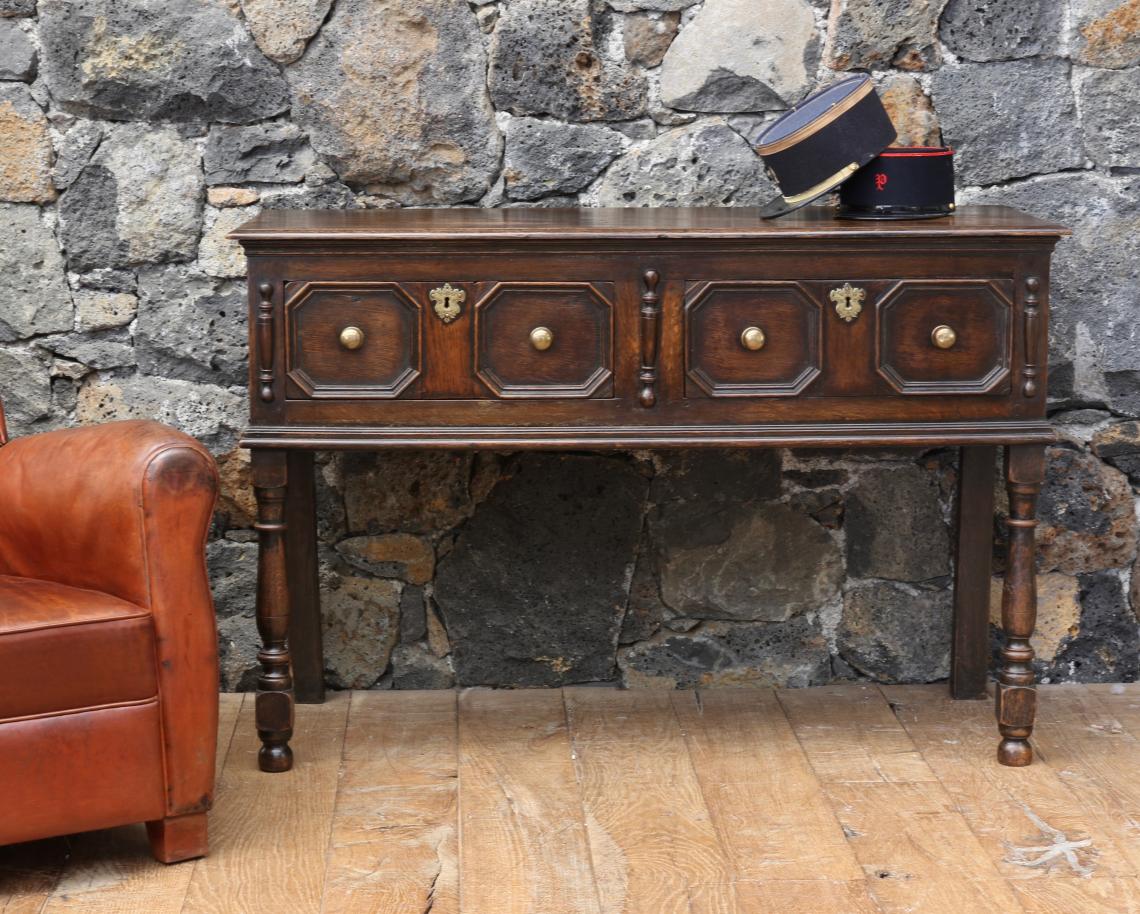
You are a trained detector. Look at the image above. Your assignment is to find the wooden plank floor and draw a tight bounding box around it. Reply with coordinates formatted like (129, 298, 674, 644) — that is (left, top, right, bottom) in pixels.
(3, 684, 1140, 913)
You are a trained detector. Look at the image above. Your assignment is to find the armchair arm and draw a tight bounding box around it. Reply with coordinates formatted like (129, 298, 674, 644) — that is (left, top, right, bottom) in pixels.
(0, 419, 220, 818)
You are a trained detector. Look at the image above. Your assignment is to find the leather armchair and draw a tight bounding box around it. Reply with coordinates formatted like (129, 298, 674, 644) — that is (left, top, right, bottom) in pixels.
(0, 402, 220, 863)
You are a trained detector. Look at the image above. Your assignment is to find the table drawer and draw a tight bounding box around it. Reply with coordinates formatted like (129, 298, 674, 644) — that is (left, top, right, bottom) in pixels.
(876, 280, 1012, 395)
(683, 277, 1013, 399)
(473, 281, 614, 399)
(285, 282, 421, 399)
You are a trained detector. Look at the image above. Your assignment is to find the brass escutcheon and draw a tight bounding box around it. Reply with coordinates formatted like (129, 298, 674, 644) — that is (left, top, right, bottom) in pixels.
(829, 283, 865, 323)
(339, 325, 364, 350)
(740, 326, 766, 351)
(931, 324, 957, 349)
(530, 326, 554, 351)
(430, 283, 465, 323)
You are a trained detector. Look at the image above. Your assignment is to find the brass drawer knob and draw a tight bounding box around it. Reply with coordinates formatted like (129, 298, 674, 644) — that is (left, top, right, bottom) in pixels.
(741, 326, 766, 351)
(530, 326, 554, 351)
(339, 326, 365, 350)
(931, 325, 957, 350)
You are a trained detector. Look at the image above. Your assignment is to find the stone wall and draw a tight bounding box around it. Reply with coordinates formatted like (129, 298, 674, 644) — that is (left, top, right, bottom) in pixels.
(1, 0, 1138, 691)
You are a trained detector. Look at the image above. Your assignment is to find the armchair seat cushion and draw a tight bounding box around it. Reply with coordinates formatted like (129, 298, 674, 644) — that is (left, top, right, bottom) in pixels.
(0, 576, 157, 720)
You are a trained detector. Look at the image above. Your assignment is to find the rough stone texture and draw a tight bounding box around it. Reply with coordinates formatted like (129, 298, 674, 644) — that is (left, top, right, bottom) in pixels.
(660, 0, 817, 112)
(207, 538, 260, 690)
(134, 264, 248, 387)
(0, 20, 35, 79)
(214, 446, 257, 530)
(399, 586, 427, 643)
(289, 0, 500, 204)
(825, 0, 943, 70)
(624, 11, 679, 67)
(620, 616, 831, 688)
(391, 644, 455, 689)
(595, 121, 778, 206)
(490, 0, 647, 121)
(76, 375, 244, 447)
(41, 330, 135, 371)
(503, 118, 625, 201)
(3, 0, 1137, 692)
(51, 122, 102, 192)
(322, 569, 401, 689)
(989, 572, 1081, 665)
(1093, 421, 1140, 484)
(608, 0, 699, 9)
(1044, 571, 1140, 681)
(59, 124, 204, 271)
(965, 172, 1140, 410)
(1078, 68, 1140, 168)
(207, 187, 259, 208)
(1035, 446, 1137, 575)
(845, 464, 950, 581)
(839, 580, 953, 682)
(0, 0, 34, 15)
(204, 124, 317, 185)
(336, 534, 435, 585)
(1071, 0, 1140, 68)
(342, 451, 499, 535)
(648, 451, 843, 623)
(197, 205, 257, 279)
(38, 0, 289, 123)
(0, 346, 52, 432)
(434, 455, 647, 686)
(0, 84, 55, 203)
(240, 0, 332, 64)
(74, 291, 137, 332)
(656, 502, 844, 622)
(878, 74, 941, 146)
(940, 0, 1063, 61)
(931, 60, 1084, 186)
(0, 204, 72, 342)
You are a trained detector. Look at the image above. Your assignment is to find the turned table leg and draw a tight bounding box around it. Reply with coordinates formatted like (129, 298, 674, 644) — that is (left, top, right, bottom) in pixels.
(252, 449, 295, 772)
(996, 443, 1046, 767)
(285, 450, 325, 704)
(951, 445, 997, 700)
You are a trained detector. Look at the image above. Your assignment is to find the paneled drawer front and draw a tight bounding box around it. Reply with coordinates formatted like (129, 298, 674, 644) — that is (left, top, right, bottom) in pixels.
(877, 280, 1012, 395)
(683, 275, 1014, 400)
(474, 281, 614, 398)
(286, 282, 421, 398)
(684, 281, 822, 397)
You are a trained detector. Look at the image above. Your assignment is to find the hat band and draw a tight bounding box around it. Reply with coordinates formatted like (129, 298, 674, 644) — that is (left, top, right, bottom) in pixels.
(782, 162, 860, 207)
(756, 79, 875, 155)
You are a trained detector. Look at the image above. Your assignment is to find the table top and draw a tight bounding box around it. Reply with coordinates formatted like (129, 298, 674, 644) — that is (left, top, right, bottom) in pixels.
(231, 205, 1070, 243)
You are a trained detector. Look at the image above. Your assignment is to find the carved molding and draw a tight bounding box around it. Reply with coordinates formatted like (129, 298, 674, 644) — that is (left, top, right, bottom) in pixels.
(638, 269, 661, 408)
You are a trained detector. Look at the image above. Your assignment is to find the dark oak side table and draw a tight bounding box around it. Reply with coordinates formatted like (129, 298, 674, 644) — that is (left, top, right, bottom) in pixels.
(231, 205, 1069, 773)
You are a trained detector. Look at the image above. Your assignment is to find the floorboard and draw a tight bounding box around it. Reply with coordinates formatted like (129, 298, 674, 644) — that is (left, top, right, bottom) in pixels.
(2, 685, 1137, 914)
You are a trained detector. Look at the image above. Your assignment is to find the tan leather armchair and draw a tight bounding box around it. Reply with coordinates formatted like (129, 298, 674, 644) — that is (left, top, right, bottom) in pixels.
(0, 402, 220, 863)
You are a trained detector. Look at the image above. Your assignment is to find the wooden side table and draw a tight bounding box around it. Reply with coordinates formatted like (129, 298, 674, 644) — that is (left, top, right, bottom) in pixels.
(232, 205, 1069, 772)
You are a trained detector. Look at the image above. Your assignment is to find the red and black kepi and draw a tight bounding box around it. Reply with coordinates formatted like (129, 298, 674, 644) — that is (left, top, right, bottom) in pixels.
(754, 75, 897, 220)
(838, 146, 956, 220)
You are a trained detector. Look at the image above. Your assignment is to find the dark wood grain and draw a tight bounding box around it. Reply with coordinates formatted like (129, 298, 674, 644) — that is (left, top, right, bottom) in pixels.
(285, 450, 324, 704)
(951, 445, 997, 700)
(685, 281, 821, 397)
(230, 204, 1070, 243)
(473, 281, 614, 398)
(996, 443, 1047, 766)
(236, 205, 1067, 772)
(251, 449, 294, 773)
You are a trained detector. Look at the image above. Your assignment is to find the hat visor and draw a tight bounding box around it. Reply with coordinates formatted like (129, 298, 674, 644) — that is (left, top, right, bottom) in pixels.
(758, 170, 856, 220)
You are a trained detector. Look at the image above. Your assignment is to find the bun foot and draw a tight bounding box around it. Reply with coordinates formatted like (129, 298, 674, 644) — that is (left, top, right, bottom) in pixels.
(998, 738, 1033, 767)
(259, 743, 294, 773)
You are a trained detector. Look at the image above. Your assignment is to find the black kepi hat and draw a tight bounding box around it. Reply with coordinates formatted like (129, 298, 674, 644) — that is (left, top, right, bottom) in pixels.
(755, 75, 897, 219)
(837, 146, 956, 220)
